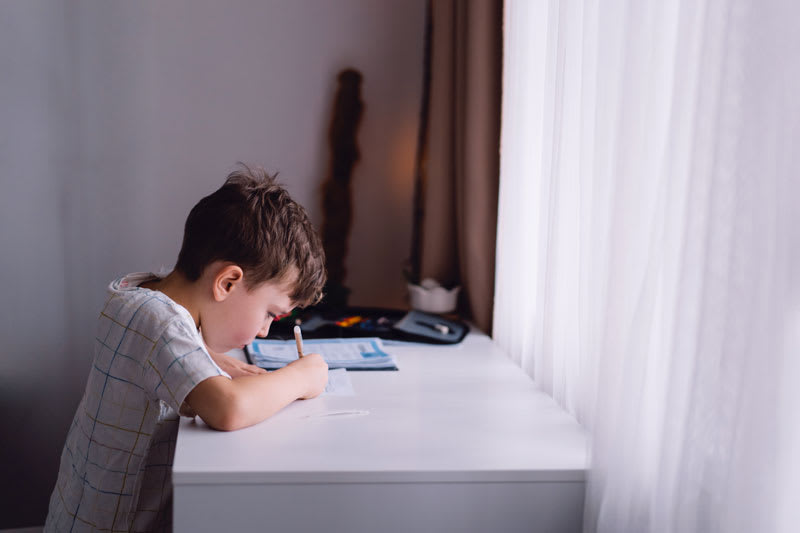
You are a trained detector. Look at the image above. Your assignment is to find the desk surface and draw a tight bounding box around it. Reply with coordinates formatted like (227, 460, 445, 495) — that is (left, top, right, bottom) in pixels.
(173, 332, 587, 486)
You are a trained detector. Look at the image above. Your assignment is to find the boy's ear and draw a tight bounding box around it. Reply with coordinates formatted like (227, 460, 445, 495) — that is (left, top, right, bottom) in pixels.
(212, 264, 244, 302)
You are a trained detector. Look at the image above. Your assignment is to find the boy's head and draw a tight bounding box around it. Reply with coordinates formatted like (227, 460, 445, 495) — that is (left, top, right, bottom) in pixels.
(175, 164, 326, 308)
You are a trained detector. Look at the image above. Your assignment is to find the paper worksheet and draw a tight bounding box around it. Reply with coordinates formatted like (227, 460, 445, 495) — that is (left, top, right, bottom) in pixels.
(323, 368, 355, 396)
(247, 337, 398, 370)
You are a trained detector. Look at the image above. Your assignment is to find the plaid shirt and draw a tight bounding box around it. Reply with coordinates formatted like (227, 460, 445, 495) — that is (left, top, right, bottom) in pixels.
(45, 273, 229, 532)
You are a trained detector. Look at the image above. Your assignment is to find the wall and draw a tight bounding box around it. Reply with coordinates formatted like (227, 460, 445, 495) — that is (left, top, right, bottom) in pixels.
(0, 0, 424, 527)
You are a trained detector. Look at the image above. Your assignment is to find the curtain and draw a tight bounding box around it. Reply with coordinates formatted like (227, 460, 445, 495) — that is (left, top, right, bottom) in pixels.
(412, 0, 502, 333)
(494, 0, 800, 531)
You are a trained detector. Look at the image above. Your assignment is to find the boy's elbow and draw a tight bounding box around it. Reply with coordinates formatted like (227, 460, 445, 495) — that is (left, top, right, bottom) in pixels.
(205, 395, 248, 431)
(203, 410, 236, 432)
(189, 378, 249, 431)
(208, 418, 240, 432)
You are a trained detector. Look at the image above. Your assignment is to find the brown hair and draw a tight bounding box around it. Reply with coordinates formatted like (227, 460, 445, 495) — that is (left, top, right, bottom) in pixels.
(175, 164, 326, 307)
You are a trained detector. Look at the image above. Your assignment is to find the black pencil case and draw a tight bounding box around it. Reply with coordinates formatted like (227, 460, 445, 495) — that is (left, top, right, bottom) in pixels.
(262, 307, 468, 345)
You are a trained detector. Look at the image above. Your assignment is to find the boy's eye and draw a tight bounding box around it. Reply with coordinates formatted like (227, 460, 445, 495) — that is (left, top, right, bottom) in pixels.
(267, 312, 277, 320)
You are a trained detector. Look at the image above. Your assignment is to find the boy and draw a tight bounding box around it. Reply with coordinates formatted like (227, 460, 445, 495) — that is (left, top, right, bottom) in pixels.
(45, 165, 329, 532)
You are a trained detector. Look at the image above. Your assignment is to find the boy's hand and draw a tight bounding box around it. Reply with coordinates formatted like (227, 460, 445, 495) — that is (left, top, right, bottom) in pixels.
(210, 351, 268, 378)
(287, 353, 328, 399)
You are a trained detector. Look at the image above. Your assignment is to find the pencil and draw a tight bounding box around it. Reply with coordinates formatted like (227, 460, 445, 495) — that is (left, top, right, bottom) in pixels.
(294, 325, 304, 358)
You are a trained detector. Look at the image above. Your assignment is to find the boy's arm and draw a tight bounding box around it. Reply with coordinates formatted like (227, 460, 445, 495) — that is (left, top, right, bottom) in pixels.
(204, 343, 268, 378)
(184, 353, 328, 431)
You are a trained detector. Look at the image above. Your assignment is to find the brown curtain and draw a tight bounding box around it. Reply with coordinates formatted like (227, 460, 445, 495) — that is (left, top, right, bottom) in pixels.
(414, 0, 502, 334)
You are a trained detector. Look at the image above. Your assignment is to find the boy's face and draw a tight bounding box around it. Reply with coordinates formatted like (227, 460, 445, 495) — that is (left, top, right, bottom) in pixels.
(201, 270, 295, 353)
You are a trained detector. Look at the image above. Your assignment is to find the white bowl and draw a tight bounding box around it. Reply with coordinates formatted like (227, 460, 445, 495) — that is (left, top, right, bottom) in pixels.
(407, 281, 460, 314)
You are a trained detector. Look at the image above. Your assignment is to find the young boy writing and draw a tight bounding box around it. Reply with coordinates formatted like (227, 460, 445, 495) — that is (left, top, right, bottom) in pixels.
(45, 165, 329, 532)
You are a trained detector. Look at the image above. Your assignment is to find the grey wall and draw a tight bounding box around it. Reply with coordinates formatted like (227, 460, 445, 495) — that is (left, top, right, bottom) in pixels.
(0, 1, 424, 527)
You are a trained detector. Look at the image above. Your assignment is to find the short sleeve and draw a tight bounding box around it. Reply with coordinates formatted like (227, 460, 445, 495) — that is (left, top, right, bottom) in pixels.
(142, 317, 227, 413)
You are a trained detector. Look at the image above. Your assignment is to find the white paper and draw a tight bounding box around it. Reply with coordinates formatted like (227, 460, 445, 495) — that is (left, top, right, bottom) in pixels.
(322, 368, 355, 396)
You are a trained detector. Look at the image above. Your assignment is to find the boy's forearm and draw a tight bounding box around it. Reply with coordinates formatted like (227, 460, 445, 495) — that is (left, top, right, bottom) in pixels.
(226, 366, 307, 429)
(187, 366, 306, 431)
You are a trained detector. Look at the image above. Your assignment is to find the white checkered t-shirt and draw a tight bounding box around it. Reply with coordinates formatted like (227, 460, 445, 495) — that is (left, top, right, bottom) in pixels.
(45, 273, 230, 532)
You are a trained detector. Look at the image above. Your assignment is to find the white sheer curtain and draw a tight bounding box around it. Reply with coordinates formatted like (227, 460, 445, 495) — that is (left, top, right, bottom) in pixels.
(494, 0, 800, 531)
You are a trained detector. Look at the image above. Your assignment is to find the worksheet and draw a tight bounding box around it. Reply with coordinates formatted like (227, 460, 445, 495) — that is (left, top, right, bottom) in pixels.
(322, 368, 355, 396)
(247, 337, 398, 370)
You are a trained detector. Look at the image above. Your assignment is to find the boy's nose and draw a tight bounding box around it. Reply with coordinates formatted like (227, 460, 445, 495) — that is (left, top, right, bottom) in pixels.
(257, 319, 272, 338)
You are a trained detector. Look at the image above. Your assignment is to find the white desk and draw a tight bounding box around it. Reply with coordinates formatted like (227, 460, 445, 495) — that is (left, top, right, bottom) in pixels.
(173, 332, 587, 532)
